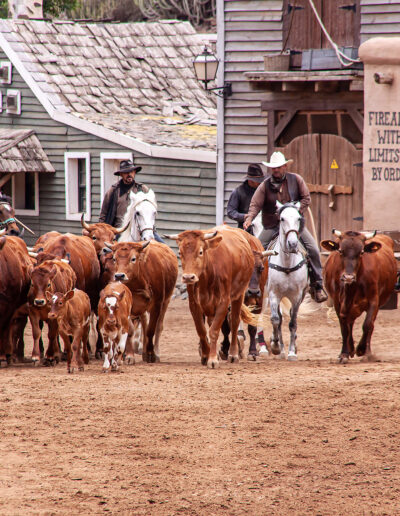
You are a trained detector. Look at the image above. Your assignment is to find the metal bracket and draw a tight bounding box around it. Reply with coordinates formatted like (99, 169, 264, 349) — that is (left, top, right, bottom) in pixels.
(207, 83, 232, 99)
(339, 4, 356, 12)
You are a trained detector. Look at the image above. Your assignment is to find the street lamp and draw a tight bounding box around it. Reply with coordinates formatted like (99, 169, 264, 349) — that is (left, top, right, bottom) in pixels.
(193, 47, 232, 99)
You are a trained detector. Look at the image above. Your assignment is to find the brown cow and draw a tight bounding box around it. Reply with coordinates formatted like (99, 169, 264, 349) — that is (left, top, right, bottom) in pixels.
(80, 214, 128, 255)
(0, 235, 32, 365)
(98, 282, 135, 372)
(46, 289, 91, 373)
(110, 240, 178, 363)
(220, 228, 276, 360)
(321, 230, 397, 363)
(28, 259, 77, 364)
(165, 226, 256, 369)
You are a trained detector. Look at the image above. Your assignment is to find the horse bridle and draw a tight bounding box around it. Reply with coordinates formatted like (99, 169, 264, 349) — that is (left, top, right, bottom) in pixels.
(133, 198, 157, 237)
(279, 205, 301, 250)
(0, 201, 17, 230)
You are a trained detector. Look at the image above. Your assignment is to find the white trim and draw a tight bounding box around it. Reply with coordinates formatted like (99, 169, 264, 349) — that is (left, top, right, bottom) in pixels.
(216, 0, 225, 224)
(0, 31, 216, 164)
(13, 172, 39, 216)
(64, 152, 91, 221)
(100, 151, 132, 201)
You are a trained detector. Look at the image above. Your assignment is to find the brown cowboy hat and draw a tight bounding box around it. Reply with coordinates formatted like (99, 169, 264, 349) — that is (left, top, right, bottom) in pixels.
(114, 159, 142, 176)
(244, 163, 265, 183)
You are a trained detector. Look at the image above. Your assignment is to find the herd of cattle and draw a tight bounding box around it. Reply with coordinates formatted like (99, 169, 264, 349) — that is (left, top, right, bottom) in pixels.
(0, 198, 398, 371)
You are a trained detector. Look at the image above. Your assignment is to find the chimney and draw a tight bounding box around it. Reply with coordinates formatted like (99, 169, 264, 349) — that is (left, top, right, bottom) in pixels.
(9, 0, 43, 19)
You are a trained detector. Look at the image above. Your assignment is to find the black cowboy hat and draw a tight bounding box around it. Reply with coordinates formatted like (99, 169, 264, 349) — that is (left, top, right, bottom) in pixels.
(244, 163, 265, 183)
(114, 159, 142, 176)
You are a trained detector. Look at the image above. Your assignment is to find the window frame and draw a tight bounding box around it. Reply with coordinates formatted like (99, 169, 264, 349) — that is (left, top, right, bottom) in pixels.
(12, 172, 39, 216)
(64, 152, 91, 221)
(100, 152, 133, 202)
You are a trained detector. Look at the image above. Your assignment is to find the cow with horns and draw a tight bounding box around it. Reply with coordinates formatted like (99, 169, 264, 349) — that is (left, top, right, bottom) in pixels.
(321, 229, 397, 363)
(106, 240, 178, 363)
(165, 226, 257, 369)
(80, 214, 129, 256)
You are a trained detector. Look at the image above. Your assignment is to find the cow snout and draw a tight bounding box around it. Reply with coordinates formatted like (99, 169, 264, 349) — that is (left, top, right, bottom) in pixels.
(48, 312, 57, 319)
(182, 273, 199, 284)
(340, 273, 356, 285)
(114, 273, 127, 282)
(246, 287, 261, 298)
(34, 298, 46, 306)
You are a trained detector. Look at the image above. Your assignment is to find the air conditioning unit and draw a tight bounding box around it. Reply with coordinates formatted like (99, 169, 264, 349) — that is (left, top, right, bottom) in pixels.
(6, 89, 21, 115)
(0, 62, 12, 84)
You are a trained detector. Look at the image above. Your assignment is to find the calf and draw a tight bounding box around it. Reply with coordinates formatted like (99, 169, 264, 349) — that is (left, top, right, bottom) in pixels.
(98, 282, 135, 372)
(28, 259, 76, 364)
(321, 230, 397, 363)
(46, 289, 91, 373)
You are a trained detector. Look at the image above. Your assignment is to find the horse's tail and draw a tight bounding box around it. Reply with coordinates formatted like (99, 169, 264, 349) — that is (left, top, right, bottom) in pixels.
(240, 304, 259, 326)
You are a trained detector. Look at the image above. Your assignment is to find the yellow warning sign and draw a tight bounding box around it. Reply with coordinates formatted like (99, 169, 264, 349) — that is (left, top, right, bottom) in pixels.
(330, 159, 339, 169)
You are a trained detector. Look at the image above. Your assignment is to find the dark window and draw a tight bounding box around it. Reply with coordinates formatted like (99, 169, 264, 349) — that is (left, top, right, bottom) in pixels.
(311, 114, 337, 135)
(24, 173, 35, 210)
(77, 158, 86, 212)
(279, 113, 308, 145)
(341, 114, 362, 144)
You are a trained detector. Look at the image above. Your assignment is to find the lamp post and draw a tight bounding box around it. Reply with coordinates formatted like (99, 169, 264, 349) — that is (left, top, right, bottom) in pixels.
(193, 47, 232, 99)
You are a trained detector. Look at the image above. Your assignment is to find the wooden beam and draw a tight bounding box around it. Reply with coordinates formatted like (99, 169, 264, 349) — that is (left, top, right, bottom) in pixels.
(267, 110, 275, 158)
(274, 110, 297, 142)
(261, 98, 363, 111)
(348, 108, 364, 134)
(0, 173, 11, 188)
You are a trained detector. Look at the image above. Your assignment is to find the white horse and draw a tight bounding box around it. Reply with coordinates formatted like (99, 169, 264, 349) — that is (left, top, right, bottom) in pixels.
(118, 189, 157, 243)
(266, 201, 308, 360)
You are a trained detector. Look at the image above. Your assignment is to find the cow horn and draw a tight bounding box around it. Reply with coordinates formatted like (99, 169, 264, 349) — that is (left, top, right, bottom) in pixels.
(80, 212, 91, 231)
(104, 242, 114, 250)
(26, 246, 35, 252)
(362, 230, 377, 239)
(262, 250, 278, 257)
(204, 231, 218, 240)
(141, 240, 151, 250)
(28, 251, 38, 258)
(114, 221, 130, 235)
(163, 234, 179, 240)
(332, 229, 342, 237)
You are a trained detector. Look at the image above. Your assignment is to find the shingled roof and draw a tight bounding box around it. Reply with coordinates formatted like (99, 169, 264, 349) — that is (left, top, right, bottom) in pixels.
(0, 19, 217, 155)
(0, 128, 54, 173)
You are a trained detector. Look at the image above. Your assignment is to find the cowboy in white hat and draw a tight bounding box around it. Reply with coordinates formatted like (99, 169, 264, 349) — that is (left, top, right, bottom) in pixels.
(243, 151, 327, 303)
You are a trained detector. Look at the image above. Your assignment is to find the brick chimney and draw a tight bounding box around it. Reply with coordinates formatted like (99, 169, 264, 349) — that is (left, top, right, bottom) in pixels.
(9, 0, 43, 19)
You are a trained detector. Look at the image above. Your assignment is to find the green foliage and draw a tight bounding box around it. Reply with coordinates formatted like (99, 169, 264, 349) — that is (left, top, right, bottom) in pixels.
(44, 0, 79, 17)
(0, 0, 7, 18)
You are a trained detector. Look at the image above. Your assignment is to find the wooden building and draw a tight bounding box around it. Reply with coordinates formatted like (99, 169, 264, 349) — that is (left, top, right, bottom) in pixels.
(0, 18, 217, 245)
(217, 0, 400, 240)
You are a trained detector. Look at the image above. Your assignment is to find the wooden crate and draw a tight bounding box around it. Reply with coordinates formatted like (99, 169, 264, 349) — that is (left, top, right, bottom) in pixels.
(264, 53, 290, 71)
(301, 47, 362, 71)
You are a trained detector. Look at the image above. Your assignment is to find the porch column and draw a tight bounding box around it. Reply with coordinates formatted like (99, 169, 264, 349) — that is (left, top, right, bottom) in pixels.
(359, 37, 400, 230)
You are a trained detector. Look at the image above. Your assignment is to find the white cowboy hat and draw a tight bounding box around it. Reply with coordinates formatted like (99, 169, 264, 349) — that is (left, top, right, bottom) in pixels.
(262, 151, 293, 168)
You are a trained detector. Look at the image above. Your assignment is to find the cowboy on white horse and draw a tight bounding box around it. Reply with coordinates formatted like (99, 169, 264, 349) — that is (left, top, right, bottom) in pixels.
(99, 158, 163, 242)
(243, 151, 328, 303)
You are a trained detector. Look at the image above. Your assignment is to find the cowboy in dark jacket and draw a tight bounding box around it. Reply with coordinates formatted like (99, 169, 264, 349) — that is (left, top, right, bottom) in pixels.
(99, 159, 148, 228)
(227, 164, 265, 232)
(99, 158, 164, 242)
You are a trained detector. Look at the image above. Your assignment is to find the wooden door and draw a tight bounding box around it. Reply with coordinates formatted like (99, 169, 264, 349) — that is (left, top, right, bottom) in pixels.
(283, 0, 360, 51)
(277, 134, 363, 245)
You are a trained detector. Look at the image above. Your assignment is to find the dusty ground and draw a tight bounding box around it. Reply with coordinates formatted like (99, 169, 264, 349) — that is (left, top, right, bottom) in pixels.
(1, 298, 400, 515)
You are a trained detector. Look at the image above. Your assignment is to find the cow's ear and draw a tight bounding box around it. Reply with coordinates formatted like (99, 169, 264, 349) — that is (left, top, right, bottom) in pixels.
(82, 229, 90, 237)
(205, 234, 223, 249)
(320, 239, 339, 252)
(364, 241, 382, 253)
(119, 290, 125, 300)
(64, 290, 75, 301)
(45, 291, 53, 301)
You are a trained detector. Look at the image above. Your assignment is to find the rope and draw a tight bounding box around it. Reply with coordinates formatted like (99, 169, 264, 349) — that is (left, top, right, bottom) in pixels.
(306, 0, 361, 67)
(281, 0, 296, 54)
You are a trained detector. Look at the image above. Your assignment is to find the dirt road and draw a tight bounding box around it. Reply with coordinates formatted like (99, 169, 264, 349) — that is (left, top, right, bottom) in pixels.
(1, 298, 400, 515)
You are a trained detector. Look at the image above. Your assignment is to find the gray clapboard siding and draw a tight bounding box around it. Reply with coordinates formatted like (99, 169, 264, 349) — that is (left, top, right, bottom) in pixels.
(361, 0, 400, 42)
(0, 49, 216, 246)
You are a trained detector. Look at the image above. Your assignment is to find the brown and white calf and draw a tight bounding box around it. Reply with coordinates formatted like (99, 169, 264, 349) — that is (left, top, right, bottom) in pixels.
(98, 282, 135, 372)
(46, 289, 91, 373)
